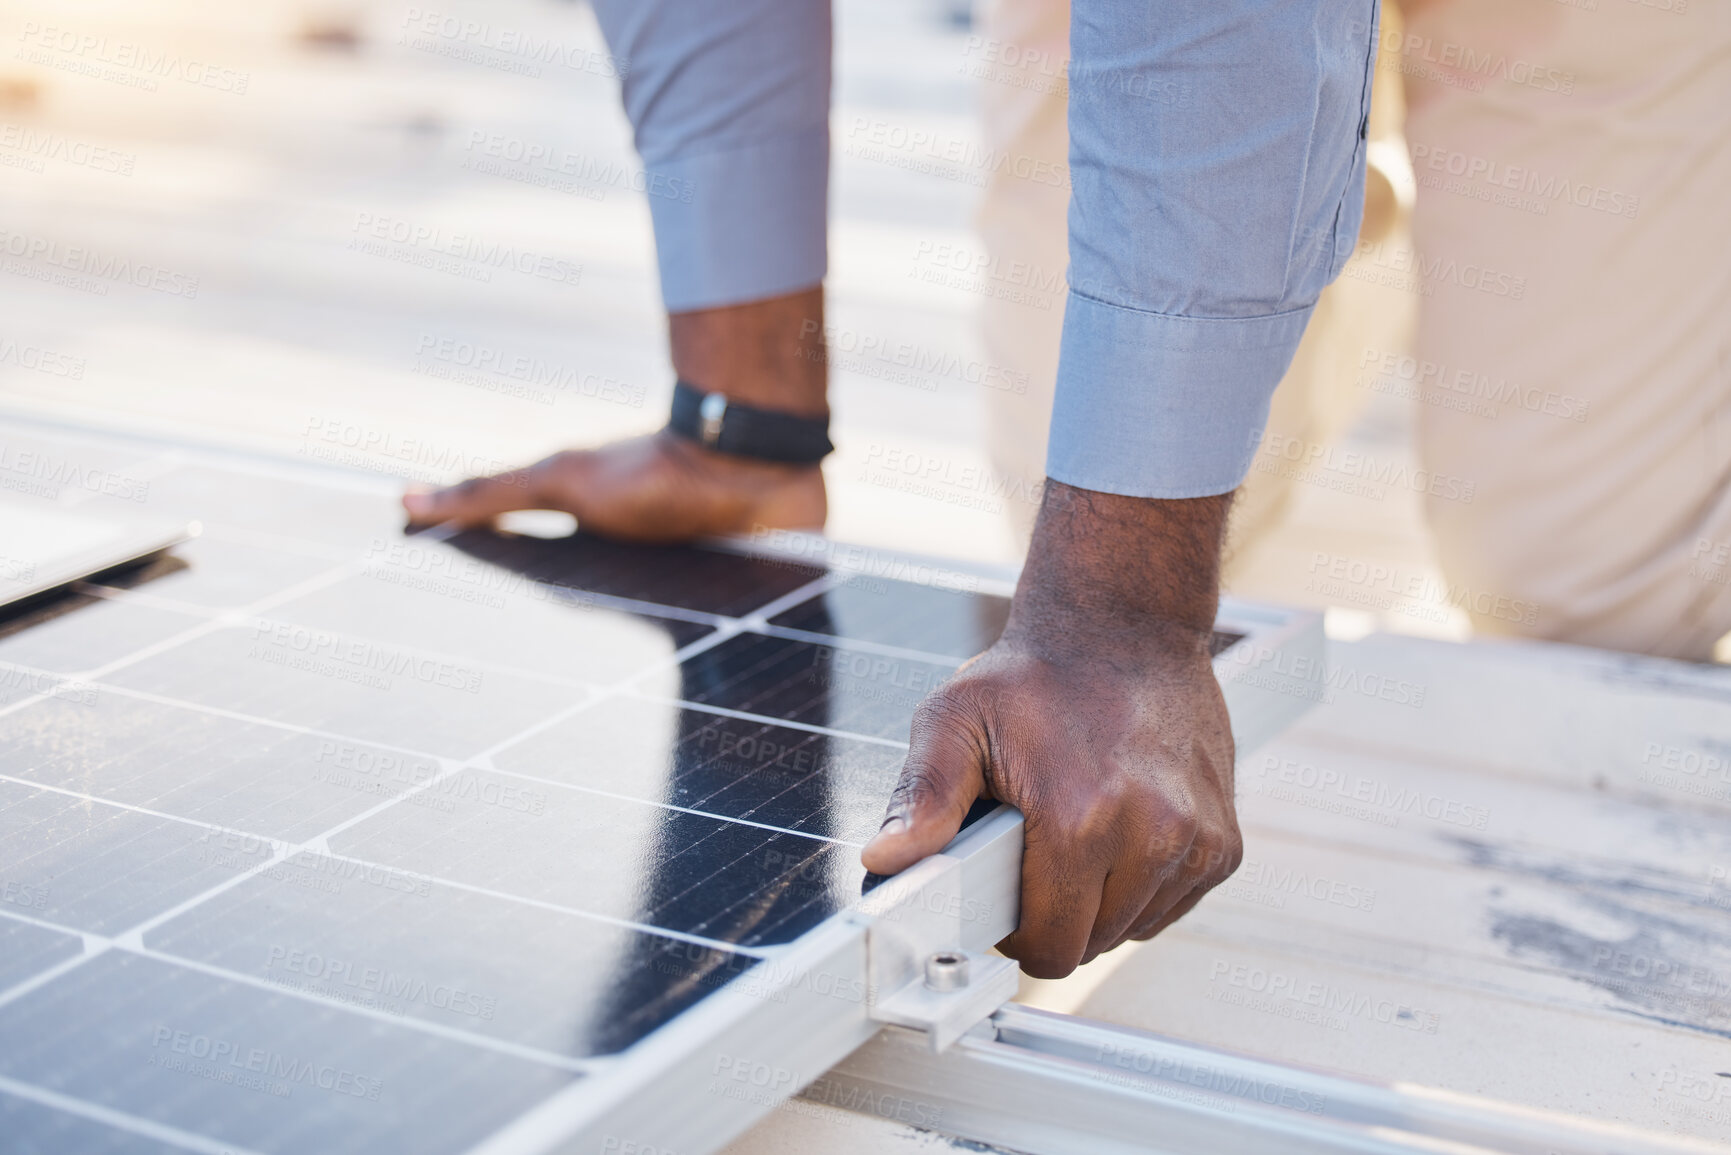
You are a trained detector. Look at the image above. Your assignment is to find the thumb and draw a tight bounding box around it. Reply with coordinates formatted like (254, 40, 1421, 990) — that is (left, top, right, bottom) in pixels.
(860, 704, 987, 876)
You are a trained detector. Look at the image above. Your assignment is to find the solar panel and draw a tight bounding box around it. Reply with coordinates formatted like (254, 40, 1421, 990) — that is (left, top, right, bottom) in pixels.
(0, 425, 1322, 1155)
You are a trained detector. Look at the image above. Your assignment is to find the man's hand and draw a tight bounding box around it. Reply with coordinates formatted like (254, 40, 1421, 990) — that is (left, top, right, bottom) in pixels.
(861, 482, 1241, 978)
(402, 430, 824, 543)
(403, 287, 828, 542)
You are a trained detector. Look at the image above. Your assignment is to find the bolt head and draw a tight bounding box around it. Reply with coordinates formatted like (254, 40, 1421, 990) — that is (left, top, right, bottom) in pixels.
(924, 950, 969, 992)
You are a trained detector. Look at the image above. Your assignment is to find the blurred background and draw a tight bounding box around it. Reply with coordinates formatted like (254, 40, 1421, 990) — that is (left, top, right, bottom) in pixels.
(0, 0, 1558, 646)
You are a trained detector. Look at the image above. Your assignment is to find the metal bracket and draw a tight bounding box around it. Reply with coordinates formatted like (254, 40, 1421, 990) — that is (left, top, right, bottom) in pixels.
(854, 810, 1024, 1053)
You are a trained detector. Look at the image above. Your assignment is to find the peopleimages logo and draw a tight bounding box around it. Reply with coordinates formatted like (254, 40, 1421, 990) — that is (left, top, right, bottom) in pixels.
(347, 212, 583, 287)
(1410, 144, 1639, 220)
(0, 229, 199, 298)
(149, 1027, 383, 1099)
(1253, 754, 1489, 829)
(1352, 22, 1575, 95)
(1357, 346, 1590, 423)
(1254, 431, 1477, 505)
(15, 22, 251, 94)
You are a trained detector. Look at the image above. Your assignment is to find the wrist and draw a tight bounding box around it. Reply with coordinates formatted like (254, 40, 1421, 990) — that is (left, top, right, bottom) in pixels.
(669, 286, 828, 418)
(1003, 480, 1229, 661)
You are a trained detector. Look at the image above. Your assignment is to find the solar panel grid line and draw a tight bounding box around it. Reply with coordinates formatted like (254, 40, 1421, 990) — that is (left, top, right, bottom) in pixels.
(0, 558, 364, 727)
(731, 574, 854, 630)
(127, 946, 598, 1075)
(0, 931, 95, 1013)
(25, 677, 464, 771)
(473, 765, 863, 847)
(294, 851, 783, 960)
(750, 621, 982, 669)
(0, 902, 100, 949)
(19, 909, 618, 1084)
(0, 851, 788, 1048)
(238, 612, 599, 694)
(73, 578, 234, 619)
(471, 807, 1027, 1155)
(674, 632, 964, 742)
(377, 524, 754, 633)
(1, 650, 891, 913)
(617, 691, 912, 750)
(463, 915, 880, 1155)
(434, 579, 732, 633)
(0, 770, 298, 855)
(702, 532, 1022, 601)
(0, 1073, 260, 1155)
(38, 599, 729, 769)
(0, 685, 548, 1012)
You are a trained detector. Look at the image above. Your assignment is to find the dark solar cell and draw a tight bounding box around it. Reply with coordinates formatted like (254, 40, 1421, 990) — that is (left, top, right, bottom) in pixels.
(446, 529, 825, 618)
(770, 579, 1011, 660)
(770, 583, 1245, 662)
(327, 772, 863, 947)
(491, 695, 906, 844)
(678, 632, 959, 742)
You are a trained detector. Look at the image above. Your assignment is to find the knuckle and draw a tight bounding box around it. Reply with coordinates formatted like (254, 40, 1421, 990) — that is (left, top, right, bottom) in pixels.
(888, 764, 941, 810)
(1157, 810, 1199, 859)
(1219, 834, 1245, 879)
(1069, 789, 1126, 845)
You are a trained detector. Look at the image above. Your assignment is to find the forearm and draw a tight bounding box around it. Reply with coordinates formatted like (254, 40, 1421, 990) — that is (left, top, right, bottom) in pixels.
(1005, 482, 1230, 656)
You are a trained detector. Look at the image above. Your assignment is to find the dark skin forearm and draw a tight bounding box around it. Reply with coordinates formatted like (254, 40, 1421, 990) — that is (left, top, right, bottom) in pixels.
(862, 480, 1242, 977)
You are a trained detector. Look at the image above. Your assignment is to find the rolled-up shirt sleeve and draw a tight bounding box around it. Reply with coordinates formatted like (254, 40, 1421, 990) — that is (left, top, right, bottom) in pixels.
(1049, 0, 1379, 499)
(590, 0, 830, 312)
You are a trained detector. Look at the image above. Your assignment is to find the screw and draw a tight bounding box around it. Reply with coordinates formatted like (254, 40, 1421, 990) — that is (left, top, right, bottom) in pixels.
(924, 950, 969, 992)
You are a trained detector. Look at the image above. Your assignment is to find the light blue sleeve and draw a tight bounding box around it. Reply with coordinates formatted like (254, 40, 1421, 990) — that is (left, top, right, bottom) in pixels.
(1047, 0, 1380, 498)
(592, 0, 1377, 500)
(590, 0, 831, 312)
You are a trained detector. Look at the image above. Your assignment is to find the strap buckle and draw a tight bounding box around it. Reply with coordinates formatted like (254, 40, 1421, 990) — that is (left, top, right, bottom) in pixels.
(698, 392, 728, 448)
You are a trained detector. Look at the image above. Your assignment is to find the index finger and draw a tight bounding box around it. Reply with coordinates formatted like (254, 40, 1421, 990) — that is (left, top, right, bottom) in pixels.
(403, 467, 541, 528)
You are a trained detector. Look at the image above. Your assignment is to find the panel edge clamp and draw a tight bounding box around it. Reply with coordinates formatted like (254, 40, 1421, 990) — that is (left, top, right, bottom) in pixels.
(856, 853, 1019, 1053)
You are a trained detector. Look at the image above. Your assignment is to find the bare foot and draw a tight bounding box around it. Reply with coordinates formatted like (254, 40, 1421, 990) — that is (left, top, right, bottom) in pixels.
(400, 430, 825, 544)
